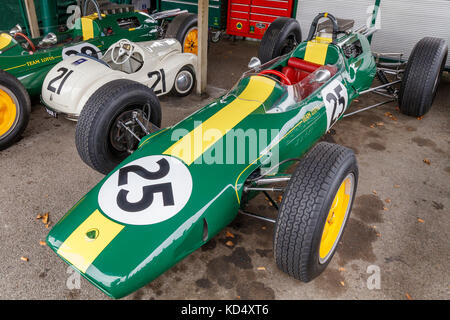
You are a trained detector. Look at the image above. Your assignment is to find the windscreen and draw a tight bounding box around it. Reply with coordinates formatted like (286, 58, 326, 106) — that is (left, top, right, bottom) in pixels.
(223, 54, 345, 114)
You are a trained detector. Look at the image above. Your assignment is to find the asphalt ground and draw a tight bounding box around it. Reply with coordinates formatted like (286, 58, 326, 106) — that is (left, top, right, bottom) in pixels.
(0, 38, 448, 300)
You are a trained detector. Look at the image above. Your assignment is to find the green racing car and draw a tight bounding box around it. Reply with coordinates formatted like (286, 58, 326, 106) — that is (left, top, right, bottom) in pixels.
(46, 10, 447, 299)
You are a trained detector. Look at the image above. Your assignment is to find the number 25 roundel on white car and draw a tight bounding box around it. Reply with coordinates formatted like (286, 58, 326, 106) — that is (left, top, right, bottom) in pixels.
(41, 38, 197, 120)
(98, 155, 193, 225)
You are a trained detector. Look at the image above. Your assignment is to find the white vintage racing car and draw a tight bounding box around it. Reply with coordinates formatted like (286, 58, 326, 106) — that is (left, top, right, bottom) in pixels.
(41, 38, 197, 120)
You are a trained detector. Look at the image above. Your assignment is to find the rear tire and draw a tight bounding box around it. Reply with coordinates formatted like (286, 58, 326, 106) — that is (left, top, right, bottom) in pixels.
(0, 70, 31, 150)
(166, 13, 198, 55)
(399, 37, 448, 117)
(258, 17, 302, 64)
(75, 80, 161, 174)
(274, 142, 358, 282)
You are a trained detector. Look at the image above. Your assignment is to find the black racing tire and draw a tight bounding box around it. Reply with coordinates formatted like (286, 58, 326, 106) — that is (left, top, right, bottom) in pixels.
(165, 13, 198, 55)
(258, 17, 302, 64)
(0, 70, 31, 150)
(75, 79, 161, 175)
(170, 65, 196, 97)
(274, 142, 358, 282)
(399, 37, 448, 117)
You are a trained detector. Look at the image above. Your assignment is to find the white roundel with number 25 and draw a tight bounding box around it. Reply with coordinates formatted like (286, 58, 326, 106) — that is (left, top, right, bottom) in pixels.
(98, 155, 193, 225)
(321, 78, 348, 130)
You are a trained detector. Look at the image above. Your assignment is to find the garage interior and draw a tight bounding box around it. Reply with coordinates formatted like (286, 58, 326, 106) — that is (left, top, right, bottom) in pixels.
(0, 0, 448, 300)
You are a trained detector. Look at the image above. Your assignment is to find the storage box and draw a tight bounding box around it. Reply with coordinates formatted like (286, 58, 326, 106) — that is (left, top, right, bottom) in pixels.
(227, 0, 296, 39)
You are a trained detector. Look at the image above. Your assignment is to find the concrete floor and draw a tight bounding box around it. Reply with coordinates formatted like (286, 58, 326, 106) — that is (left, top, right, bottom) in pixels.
(0, 38, 449, 300)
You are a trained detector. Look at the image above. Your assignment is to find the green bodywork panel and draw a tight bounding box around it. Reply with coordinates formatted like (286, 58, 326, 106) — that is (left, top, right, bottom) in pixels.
(0, 11, 158, 96)
(47, 32, 376, 299)
(159, 0, 227, 29)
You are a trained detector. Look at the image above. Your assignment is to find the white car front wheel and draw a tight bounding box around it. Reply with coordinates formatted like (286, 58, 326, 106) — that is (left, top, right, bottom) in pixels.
(171, 66, 196, 97)
(75, 79, 162, 174)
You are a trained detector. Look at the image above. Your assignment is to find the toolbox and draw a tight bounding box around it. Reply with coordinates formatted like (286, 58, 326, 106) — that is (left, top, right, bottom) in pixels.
(227, 0, 297, 39)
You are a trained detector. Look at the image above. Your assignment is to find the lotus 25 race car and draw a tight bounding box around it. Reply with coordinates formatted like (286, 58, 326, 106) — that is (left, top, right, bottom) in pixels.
(0, 0, 198, 150)
(46, 10, 447, 299)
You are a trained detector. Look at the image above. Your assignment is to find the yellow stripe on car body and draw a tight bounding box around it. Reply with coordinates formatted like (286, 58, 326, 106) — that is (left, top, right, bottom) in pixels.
(0, 33, 12, 50)
(3, 64, 26, 71)
(57, 209, 124, 273)
(80, 12, 105, 40)
(81, 17, 95, 41)
(304, 41, 329, 65)
(164, 76, 276, 166)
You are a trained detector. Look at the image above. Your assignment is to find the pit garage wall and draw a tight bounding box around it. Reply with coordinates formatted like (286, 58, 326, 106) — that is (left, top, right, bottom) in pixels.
(295, 0, 450, 68)
(0, 0, 30, 32)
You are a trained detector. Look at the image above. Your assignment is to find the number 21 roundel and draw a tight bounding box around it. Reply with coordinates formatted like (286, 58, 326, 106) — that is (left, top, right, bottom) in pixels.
(98, 155, 193, 225)
(321, 78, 348, 130)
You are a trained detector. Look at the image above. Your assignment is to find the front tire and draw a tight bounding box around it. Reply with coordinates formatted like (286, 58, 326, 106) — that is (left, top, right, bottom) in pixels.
(399, 37, 448, 117)
(75, 80, 161, 174)
(258, 17, 302, 64)
(0, 70, 31, 150)
(170, 65, 196, 97)
(274, 142, 358, 282)
(166, 13, 198, 55)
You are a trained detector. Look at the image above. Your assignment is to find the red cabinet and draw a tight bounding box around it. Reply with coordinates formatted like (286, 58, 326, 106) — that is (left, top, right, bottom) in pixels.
(227, 0, 296, 39)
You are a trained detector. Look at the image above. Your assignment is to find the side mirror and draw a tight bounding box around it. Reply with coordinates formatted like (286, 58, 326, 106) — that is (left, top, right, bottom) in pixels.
(9, 24, 22, 37)
(248, 56, 261, 70)
(312, 69, 332, 83)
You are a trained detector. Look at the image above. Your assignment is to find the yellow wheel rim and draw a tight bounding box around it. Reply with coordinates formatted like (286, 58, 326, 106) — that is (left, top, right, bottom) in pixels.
(0, 88, 17, 137)
(319, 174, 354, 263)
(183, 27, 198, 55)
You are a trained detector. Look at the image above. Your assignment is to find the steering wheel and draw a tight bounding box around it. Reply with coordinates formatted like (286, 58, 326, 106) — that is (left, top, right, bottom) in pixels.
(258, 69, 292, 85)
(111, 39, 135, 65)
(306, 12, 339, 43)
(14, 32, 36, 52)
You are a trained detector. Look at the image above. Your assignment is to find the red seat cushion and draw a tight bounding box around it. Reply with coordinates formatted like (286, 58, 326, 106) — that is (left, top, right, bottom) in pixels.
(281, 67, 310, 84)
(287, 57, 322, 73)
(281, 57, 323, 84)
(281, 66, 296, 84)
(281, 66, 311, 83)
(280, 56, 339, 97)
